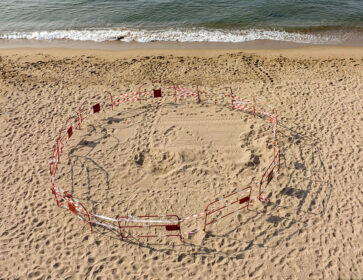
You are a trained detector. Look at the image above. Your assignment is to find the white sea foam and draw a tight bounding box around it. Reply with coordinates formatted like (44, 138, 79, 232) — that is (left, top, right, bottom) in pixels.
(0, 28, 342, 44)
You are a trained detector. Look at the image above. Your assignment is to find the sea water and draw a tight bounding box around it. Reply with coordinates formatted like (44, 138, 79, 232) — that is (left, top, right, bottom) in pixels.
(0, 0, 362, 44)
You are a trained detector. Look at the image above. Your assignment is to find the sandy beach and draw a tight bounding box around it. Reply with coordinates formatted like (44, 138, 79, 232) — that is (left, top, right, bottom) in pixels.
(0, 45, 362, 279)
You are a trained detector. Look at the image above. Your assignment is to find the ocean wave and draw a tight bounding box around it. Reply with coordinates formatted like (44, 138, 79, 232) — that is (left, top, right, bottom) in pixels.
(0, 28, 343, 44)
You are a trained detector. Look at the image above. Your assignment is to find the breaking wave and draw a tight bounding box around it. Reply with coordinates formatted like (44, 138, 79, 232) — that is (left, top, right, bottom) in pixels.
(0, 27, 345, 44)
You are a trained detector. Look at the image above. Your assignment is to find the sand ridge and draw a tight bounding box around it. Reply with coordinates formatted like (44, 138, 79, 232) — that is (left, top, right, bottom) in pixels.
(0, 48, 362, 279)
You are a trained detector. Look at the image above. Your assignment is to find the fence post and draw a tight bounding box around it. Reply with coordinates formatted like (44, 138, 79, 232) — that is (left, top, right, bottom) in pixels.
(77, 110, 82, 130)
(174, 84, 177, 103)
(138, 83, 146, 104)
(253, 97, 256, 117)
(117, 217, 125, 241)
(81, 203, 93, 232)
(105, 91, 114, 110)
(56, 138, 62, 163)
(203, 208, 208, 232)
(228, 87, 234, 107)
(277, 150, 281, 173)
(197, 85, 201, 104)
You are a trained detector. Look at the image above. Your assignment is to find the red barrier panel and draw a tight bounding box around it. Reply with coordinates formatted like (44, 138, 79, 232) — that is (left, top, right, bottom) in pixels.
(62, 192, 93, 231)
(117, 215, 183, 242)
(259, 150, 280, 199)
(153, 89, 162, 98)
(203, 186, 252, 232)
(67, 126, 73, 139)
(93, 103, 101, 113)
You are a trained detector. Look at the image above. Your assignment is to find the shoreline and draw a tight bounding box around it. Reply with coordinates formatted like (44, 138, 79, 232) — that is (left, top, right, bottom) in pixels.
(0, 41, 362, 59)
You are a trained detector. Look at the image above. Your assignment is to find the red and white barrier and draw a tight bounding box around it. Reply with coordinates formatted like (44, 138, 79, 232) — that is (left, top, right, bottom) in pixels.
(49, 83, 280, 242)
(116, 215, 183, 241)
(203, 186, 252, 232)
(259, 150, 280, 199)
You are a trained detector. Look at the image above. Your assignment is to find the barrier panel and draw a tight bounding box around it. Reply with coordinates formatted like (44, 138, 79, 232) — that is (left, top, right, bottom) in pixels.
(203, 186, 252, 232)
(259, 150, 280, 200)
(63, 193, 93, 230)
(77, 92, 112, 124)
(117, 215, 183, 241)
(153, 88, 162, 98)
(50, 185, 93, 230)
(232, 96, 255, 112)
(49, 83, 280, 242)
(48, 93, 109, 230)
(113, 90, 154, 105)
(174, 86, 201, 103)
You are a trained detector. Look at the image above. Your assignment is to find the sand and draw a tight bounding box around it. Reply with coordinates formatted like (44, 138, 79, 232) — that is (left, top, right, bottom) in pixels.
(0, 46, 362, 279)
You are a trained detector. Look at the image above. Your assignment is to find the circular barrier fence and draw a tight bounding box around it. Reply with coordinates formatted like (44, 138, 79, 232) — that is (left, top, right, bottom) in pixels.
(49, 83, 280, 242)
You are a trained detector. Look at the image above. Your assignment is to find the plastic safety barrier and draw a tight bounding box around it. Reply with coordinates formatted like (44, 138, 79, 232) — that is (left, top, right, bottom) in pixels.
(117, 215, 183, 241)
(259, 151, 280, 200)
(49, 83, 280, 242)
(203, 186, 252, 231)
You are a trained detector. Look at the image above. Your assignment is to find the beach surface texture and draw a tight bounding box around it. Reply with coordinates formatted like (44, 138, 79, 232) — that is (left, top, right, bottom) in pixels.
(0, 46, 362, 279)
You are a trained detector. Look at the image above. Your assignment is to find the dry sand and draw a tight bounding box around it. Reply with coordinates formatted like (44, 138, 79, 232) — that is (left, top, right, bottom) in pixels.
(0, 46, 362, 279)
